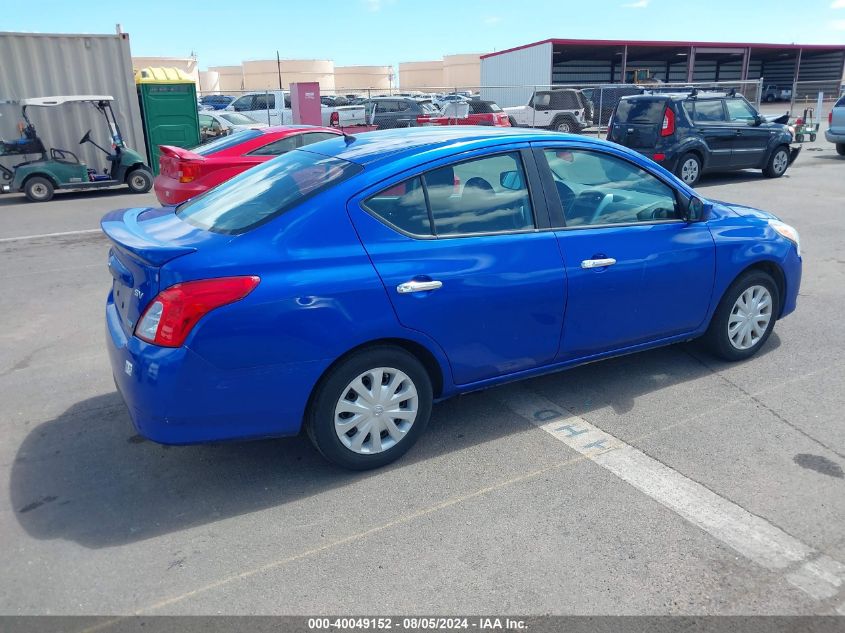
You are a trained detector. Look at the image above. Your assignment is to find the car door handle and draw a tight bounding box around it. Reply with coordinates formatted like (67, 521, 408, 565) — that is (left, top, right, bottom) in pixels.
(396, 280, 443, 294)
(581, 258, 617, 269)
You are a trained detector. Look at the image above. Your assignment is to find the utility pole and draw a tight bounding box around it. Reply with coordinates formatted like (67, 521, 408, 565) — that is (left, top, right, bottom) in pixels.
(276, 50, 283, 91)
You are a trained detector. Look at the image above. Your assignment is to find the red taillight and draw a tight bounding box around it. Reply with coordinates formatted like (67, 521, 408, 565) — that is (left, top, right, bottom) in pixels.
(653, 153, 666, 161)
(178, 162, 201, 183)
(330, 111, 340, 127)
(135, 276, 260, 347)
(660, 107, 675, 137)
(830, 111, 833, 125)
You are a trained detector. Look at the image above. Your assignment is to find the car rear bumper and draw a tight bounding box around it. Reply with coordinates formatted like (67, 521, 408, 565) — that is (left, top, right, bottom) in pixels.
(153, 175, 207, 206)
(105, 293, 318, 444)
(824, 129, 845, 144)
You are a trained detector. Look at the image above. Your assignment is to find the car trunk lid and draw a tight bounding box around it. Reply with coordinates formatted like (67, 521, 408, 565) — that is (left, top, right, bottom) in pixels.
(158, 145, 206, 181)
(101, 206, 225, 336)
(608, 98, 669, 149)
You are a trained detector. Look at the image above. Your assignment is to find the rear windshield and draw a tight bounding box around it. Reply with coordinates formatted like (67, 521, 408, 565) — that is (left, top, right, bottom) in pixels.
(194, 129, 263, 155)
(469, 101, 501, 114)
(176, 150, 362, 234)
(614, 99, 667, 124)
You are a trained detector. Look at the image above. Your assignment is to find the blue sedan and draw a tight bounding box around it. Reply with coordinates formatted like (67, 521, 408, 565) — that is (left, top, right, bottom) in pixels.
(102, 127, 802, 469)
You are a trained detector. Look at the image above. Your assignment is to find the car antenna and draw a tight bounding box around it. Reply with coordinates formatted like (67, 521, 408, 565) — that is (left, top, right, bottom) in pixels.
(342, 130, 356, 145)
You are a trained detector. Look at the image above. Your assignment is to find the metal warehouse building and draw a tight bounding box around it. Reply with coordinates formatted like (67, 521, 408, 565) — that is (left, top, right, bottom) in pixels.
(481, 38, 845, 107)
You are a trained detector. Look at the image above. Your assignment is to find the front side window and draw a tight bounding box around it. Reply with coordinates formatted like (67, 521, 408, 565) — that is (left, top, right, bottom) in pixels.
(252, 94, 275, 110)
(532, 93, 551, 110)
(247, 135, 300, 156)
(177, 151, 361, 234)
(363, 152, 535, 237)
(725, 98, 757, 122)
(542, 149, 678, 227)
(231, 95, 254, 112)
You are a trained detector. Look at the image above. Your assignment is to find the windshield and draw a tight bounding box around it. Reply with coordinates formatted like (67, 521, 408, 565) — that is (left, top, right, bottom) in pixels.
(194, 129, 263, 155)
(614, 99, 667, 124)
(176, 150, 362, 234)
(220, 112, 258, 125)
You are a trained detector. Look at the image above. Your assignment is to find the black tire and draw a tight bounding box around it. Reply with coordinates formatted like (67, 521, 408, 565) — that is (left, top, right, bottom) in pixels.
(126, 168, 153, 193)
(305, 346, 433, 470)
(704, 270, 780, 362)
(549, 116, 579, 134)
(508, 116, 518, 128)
(763, 145, 790, 178)
(765, 95, 775, 103)
(24, 176, 54, 202)
(795, 133, 804, 143)
(837, 144, 845, 156)
(809, 133, 817, 142)
(675, 152, 702, 187)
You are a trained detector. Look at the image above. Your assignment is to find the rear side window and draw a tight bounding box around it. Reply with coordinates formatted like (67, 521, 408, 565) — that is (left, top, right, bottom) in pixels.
(614, 100, 666, 123)
(248, 135, 299, 156)
(194, 129, 263, 155)
(177, 151, 361, 234)
(363, 152, 534, 237)
(300, 132, 340, 145)
(691, 100, 727, 122)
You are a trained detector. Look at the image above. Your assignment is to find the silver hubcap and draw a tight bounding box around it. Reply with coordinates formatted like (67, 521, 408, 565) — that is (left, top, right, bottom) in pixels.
(31, 183, 48, 198)
(131, 175, 146, 189)
(334, 367, 419, 455)
(681, 158, 699, 184)
(773, 151, 788, 174)
(556, 122, 571, 132)
(728, 285, 773, 350)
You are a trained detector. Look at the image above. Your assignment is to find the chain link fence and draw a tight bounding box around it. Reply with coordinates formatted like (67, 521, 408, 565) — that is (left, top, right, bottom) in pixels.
(195, 79, 766, 134)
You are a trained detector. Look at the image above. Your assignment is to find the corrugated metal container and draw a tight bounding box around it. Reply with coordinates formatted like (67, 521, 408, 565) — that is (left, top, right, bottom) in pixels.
(480, 42, 553, 108)
(0, 31, 146, 178)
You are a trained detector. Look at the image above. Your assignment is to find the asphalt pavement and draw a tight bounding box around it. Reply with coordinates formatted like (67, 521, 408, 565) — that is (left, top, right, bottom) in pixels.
(0, 136, 843, 619)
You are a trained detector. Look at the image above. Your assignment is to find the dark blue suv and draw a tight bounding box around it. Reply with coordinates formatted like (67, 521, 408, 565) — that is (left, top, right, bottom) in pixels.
(608, 92, 800, 186)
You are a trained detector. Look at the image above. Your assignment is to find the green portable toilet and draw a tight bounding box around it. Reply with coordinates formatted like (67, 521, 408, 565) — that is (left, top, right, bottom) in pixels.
(135, 67, 200, 175)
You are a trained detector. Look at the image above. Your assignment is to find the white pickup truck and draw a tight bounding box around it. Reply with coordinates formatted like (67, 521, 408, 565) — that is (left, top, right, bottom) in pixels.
(226, 90, 366, 128)
(504, 88, 592, 133)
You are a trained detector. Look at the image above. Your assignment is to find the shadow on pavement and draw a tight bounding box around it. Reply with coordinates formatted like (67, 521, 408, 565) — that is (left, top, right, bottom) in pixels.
(9, 336, 781, 549)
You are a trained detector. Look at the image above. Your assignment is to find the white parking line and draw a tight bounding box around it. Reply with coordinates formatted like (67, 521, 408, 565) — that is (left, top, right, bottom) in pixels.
(497, 384, 845, 602)
(0, 228, 102, 243)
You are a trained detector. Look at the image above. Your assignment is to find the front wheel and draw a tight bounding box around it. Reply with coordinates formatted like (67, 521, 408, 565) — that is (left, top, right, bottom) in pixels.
(126, 168, 153, 193)
(704, 270, 780, 361)
(763, 146, 790, 178)
(675, 153, 702, 187)
(306, 346, 433, 470)
(550, 117, 578, 133)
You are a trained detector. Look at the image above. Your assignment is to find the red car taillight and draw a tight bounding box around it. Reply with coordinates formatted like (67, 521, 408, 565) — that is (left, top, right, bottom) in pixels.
(177, 162, 202, 183)
(660, 107, 675, 137)
(830, 111, 833, 125)
(330, 111, 340, 127)
(135, 276, 260, 347)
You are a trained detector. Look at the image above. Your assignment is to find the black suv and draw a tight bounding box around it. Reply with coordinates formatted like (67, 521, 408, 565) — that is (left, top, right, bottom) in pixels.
(607, 92, 800, 186)
(362, 97, 441, 129)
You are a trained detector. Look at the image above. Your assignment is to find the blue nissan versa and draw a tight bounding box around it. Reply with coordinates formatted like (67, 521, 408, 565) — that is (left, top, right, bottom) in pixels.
(102, 127, 802, 469)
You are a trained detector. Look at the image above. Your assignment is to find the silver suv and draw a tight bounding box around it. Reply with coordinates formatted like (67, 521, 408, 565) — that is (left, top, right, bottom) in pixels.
(825, 95, 845, 156)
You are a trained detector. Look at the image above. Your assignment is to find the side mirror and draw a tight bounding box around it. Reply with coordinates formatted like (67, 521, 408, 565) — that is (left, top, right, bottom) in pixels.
(752, 114, 766, 126)
(500, 170, 524, 190)
(681, 196, 705, 222)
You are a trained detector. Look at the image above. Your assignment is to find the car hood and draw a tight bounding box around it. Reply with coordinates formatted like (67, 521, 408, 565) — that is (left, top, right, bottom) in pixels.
(713, 200, 780, 221)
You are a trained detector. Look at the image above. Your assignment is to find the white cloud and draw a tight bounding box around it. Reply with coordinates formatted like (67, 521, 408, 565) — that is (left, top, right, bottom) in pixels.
(483, 16, 503, 26)
(832, 0, 845, 8)
(622, 0, 650, 6)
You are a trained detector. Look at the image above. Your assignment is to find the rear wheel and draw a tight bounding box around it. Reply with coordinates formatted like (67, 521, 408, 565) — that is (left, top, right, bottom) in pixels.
(704, 270, 779, 361)
(795, 133, 804, 143)
(763, 146, 790, 178)
(306, 346, 433, 470)
(809, 133, 817, 142)
(837, 144, 845, 156)
(676, 153, 702, 186)
(24, 176, 54, 202)
(126, 168, 153, 193)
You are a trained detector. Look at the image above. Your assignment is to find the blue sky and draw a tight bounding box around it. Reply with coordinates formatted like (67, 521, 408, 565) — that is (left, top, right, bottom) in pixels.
(6, 0, 845, 69)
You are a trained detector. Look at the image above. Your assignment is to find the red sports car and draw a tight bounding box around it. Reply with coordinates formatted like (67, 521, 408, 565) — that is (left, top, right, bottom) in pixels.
(153, 126, 342, 205)
(417, 100, 511, 128)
